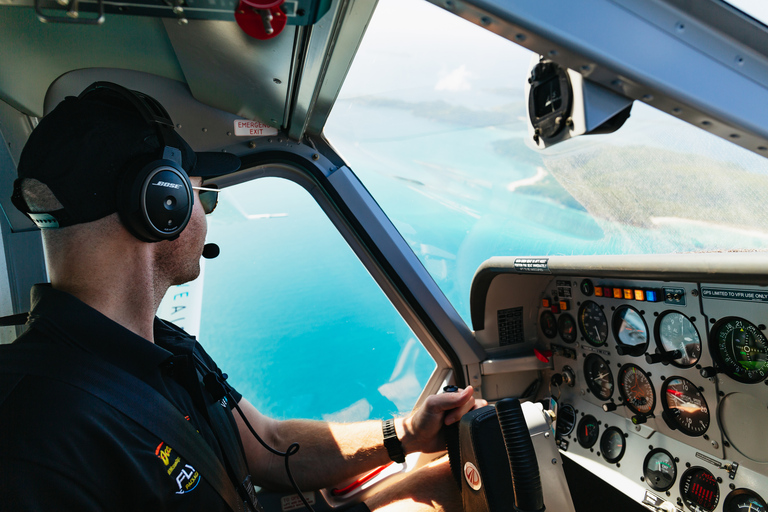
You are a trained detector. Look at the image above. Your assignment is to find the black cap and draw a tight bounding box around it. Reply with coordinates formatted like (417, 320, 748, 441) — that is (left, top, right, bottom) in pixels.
(12, 81, 240, 227)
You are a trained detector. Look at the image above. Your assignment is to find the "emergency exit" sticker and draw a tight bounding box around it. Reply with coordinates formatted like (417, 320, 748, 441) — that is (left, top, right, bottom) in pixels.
(234, 120, 278, 136)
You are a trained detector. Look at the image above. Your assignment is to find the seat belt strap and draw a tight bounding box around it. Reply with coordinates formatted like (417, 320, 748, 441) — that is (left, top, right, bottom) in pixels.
(0, 344, 245, 512)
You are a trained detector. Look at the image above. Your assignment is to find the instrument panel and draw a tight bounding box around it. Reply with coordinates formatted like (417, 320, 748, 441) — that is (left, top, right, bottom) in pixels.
(471, 255, 768, 512)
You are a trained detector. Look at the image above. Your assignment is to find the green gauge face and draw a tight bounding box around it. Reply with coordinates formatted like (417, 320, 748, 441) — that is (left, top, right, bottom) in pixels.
(577, 415, 599, 448)
(656, 311, 701, 367)
(578, 301, 608, 346)
(723, 489, 766, 512)
(643, 448, 677, 492)
(599, 427, 626, 463)
(584, 354, 614, 401)
(618, 364, 655, 415)
(711, 317, 768, 383)
(661, 377, 709, 436)
(540, 310, 558, 338)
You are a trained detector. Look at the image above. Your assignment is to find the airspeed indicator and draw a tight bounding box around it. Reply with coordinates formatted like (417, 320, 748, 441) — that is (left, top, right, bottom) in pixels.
(578, 301, 608, 346)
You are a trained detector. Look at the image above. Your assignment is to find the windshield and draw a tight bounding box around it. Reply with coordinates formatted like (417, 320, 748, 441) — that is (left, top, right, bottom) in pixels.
(324, 0, 768, 326)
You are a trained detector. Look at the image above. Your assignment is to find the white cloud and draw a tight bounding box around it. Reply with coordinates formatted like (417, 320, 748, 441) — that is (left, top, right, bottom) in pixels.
(435, 65, 472, 91)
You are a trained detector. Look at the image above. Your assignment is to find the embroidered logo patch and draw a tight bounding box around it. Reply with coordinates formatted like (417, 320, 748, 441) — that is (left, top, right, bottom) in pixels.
(156, 442, 200, 494)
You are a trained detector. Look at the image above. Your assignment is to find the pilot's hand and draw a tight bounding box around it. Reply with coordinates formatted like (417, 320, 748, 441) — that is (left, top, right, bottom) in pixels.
(399, 386, 487, 455)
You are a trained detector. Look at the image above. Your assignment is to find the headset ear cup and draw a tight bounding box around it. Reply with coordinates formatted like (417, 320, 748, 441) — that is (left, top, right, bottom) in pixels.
(117, 161, 193, 242)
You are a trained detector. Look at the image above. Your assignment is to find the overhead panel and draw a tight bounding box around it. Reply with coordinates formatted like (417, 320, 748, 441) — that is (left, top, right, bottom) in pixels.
(164, 18, 296, 125)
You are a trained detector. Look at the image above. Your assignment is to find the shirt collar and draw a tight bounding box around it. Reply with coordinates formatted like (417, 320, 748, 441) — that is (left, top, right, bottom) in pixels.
(29, 284, 173, 376)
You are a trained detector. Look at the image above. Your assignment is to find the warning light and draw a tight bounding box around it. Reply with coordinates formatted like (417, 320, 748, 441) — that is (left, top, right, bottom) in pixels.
(634, 290, 645, 301)
(646, 290, 658, 302)
(594, 287, 604, 297)
(623, 289, 633, 300)
(613, 288, 622, 299)
(542, 299, 550, 308)
(551, 304, 561, 314)
(604, 287, 612, 297)
(559, 300, 570, 311)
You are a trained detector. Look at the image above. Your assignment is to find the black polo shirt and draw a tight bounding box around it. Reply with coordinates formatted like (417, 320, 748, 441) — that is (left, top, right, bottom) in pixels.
(0, 284, 245, 511)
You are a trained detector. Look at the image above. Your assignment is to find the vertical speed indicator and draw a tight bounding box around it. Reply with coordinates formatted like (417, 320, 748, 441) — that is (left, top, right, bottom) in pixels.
(618, 364, 656, 416)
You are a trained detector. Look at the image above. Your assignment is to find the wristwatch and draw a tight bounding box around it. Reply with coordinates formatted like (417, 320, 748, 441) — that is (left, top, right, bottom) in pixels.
(382, 418, 405, 463)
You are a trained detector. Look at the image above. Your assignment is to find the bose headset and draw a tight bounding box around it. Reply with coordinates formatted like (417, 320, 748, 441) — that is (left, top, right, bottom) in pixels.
(80, 81, 195, 243)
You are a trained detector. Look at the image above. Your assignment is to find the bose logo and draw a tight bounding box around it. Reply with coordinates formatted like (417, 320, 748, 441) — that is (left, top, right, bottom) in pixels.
(153, 181, 182, 189)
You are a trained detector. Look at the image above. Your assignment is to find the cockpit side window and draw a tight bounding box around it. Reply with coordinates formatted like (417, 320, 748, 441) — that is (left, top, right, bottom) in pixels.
(159, 177, 436, 421)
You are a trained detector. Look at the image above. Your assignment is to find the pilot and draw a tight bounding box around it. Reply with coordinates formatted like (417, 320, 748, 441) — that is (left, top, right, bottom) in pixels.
(0, 82, 485, 511)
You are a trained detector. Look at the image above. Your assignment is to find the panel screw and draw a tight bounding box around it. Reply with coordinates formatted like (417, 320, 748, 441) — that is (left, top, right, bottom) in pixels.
(312, 153, 320, 160)
(248, 141, 257, 149)
(551, 458, 558, 465)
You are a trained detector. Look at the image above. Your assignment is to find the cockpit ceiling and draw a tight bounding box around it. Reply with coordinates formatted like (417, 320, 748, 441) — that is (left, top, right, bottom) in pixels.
(0, 7, 295, 126)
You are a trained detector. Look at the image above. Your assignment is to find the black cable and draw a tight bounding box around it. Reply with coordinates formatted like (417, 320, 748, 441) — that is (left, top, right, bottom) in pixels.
(231, 397, 316, 512)
(192, 350, 317, 512)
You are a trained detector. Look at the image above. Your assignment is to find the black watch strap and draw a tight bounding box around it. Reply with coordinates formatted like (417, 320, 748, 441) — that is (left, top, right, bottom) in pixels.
(382, 418, 405, 463)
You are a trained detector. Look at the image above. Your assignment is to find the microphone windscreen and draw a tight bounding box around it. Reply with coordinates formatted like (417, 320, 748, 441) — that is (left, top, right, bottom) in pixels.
(202, 243, 220, 259)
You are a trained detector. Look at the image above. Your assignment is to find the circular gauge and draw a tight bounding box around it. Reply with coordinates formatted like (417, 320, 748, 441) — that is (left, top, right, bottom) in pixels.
(723, 489, 766, 512)
(558, 313, 577, 343)
(656, 311, 701, 368)
(661, 377, 710, 436)
(540, 310, 557, 338)
(710, 317, 768, 383)
(613, 306, 649, 356)
(583, 354, 614, 401)
(618, 364, 656, 415)
(643, 448, 677, 492)
(599, 426, 626, 463)
(556, 404, 576, 438)
(578, 301, 608, 346)
(680, 467, 719, 512)
(576, 415, 599, 448)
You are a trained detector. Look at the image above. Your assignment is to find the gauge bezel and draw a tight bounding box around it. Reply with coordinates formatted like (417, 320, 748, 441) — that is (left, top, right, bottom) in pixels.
(654, 310, 702, 369)
(558, 313, 577, 343)
(618, 363, 656, 416)
(540, 310, 558, 339)
(583, 353, 614, 401)
(576, 414, 600, 448)
(612, 305, 649, 357)
(723, 488, 767, 512)
(709, 316, 768, 384)
(643, 448, 677, 492)
(556, 403, 576, 438)
(599, 426, 626, 464)
(660, 377, 710, 437)
(680, 466, 720, 512)
(578, 300, 608, 347)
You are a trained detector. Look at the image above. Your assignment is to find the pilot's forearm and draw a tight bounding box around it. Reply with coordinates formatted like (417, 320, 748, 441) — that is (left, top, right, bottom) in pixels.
(254, 418, 409, 491)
